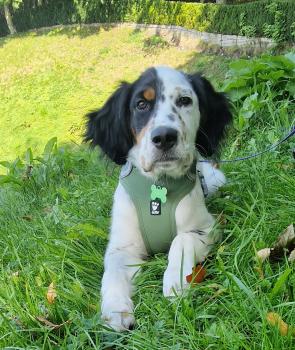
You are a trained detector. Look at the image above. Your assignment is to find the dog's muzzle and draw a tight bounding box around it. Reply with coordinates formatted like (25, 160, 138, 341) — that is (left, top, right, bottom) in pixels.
(151, 127, 178, 152)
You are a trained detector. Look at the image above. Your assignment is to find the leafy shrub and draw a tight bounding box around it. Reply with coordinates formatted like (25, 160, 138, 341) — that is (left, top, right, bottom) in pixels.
(0, 138, 90, 189)
(223, 53, 295, 131)
(262, 1, 285, 43)
(1, 0, 295, 42)
(239, 12, 256, 37)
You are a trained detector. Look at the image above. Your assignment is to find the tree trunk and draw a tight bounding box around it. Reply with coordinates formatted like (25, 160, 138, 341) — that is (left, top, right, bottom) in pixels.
(4, 3, 17, 35)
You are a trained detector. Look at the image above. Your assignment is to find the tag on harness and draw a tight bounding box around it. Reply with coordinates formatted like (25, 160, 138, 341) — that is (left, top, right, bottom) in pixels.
(150, 200, 161, 215)
(150, 184, 167, 203)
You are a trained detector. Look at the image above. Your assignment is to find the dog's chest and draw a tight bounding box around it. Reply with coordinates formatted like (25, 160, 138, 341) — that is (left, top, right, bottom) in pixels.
(119, 162, 198, 255)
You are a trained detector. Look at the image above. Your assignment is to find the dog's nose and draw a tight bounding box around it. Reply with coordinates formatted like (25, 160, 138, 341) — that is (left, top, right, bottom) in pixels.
(151, 127, 178, 151)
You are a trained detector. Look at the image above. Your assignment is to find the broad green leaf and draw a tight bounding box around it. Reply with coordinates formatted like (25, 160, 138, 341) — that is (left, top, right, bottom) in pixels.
(0, 175, 22, 186)
(269, 268, 292, 299)
(0, 161, 11, 169)
(258, 70, 286, 82)
(285, 52, 295, 65)
(238, 93, 261, 122)
(228, 60, 252, 75)
(285, 81, 295, 97)
(43, 137, 57, 161)
(263, 55, 295, 71)
(25, 148, 33, 165)
(223, 78, 249, 92)
(227, 87, 251, 102)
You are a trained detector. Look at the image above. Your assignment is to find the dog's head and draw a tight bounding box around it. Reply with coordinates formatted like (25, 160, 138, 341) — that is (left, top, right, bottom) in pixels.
(85, 66, 232, 178)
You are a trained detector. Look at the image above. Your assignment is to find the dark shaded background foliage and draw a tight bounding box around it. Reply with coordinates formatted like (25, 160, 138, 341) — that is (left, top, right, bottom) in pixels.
(0, 0, 294, 41)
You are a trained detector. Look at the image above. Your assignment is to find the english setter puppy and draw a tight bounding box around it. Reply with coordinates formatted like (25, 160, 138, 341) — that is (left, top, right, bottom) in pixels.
(85, 66, 232, 331)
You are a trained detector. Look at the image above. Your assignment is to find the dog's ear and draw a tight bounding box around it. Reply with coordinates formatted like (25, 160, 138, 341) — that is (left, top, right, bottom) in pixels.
(84, 82, 134, 165)
(189, 74, 232, 157)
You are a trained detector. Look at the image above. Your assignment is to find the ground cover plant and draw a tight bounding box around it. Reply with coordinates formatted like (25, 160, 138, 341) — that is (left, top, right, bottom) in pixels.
(0, 26, 295, 349)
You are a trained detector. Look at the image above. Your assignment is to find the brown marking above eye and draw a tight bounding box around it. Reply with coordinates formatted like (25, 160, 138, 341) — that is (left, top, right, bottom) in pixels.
(143, 87, 155, 101)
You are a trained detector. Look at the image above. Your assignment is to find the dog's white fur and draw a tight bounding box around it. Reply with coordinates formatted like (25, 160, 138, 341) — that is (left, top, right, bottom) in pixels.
(100, 67, 226, 331)
(101, 163, 225, 331)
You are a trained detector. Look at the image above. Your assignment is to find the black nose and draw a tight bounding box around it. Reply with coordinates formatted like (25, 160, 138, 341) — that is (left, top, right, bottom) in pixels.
(151, 127, 178, 151)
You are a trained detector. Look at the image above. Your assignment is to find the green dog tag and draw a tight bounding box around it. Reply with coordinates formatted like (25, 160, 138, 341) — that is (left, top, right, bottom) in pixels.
(150, 184, 167, 203)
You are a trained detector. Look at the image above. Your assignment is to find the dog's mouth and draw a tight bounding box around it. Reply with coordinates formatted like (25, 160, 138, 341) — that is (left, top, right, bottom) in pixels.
(155, 156, 179, 164)
(142, 155, 180, 173)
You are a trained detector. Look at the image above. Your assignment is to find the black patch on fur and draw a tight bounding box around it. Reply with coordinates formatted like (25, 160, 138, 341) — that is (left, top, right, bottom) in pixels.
(84, 68, 162, 165)
(84, 82, 134, 165)
(161, 94, 165, 102)
(172, 106, 177, 114)
(188, 74, 232, 157)
(130, 68, 158, 133)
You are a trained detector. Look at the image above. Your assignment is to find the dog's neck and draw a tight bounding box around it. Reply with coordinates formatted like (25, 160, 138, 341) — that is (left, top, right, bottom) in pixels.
(127, 152, 197, 180)
(122, 159, 197, 184)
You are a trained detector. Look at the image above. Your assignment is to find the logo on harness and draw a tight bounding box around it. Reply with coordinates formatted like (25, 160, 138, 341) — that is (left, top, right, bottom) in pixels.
(150, 200, 161, 215)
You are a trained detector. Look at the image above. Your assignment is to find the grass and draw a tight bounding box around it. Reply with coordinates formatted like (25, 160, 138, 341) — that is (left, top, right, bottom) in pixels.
(0, 26, 295, 349)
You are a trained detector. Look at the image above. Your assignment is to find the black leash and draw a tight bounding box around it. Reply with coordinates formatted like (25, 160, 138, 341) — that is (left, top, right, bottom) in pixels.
(199, 126, 295, 164)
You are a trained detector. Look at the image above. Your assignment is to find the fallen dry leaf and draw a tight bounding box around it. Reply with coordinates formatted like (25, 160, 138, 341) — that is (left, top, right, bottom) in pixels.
(42, 207, 52, 214)
(47, 282, 57, 304)
(256, 248, 271, 262)
(186, 264, 206, 284)
(288, 249, 295, 262)
(22, 215, 33, 221)
(10, 316, 24, 328)
(255, 225, 295, 267)
(36, 316, 71, 330)
(213, 213, 227, 226)
(254, 265, 265, 280)
(22, 165, 33, 180)
(266, 312, 295, 337)
(274, 224, 295, 250)
(269, 224, 295, 261)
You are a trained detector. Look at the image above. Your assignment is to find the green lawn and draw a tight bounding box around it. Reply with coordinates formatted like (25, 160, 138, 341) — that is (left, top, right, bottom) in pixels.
(0, 26, 294, 349)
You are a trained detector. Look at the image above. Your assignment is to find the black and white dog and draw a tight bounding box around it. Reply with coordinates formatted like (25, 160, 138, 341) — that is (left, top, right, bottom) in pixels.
(85, 66, 232, 331)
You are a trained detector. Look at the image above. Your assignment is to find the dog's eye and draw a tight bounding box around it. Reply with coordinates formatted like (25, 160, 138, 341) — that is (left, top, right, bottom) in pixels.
(136, 100, 150, 111)
(177, 96, 192, 107)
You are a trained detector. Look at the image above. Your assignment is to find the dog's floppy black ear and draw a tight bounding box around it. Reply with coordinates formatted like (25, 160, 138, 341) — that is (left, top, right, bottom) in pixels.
(189, 74, 232, 157)
(84, 82, 134, 165)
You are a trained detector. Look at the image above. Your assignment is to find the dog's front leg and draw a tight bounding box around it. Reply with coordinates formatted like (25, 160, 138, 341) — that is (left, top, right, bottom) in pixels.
(101, 184, 146, 331)
(163, 181, 218, 297)
(101, 249, 142, 331)
(163, 231, 213, 297)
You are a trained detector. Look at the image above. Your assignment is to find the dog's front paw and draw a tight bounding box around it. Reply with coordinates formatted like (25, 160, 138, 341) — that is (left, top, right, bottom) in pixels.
(163, 267, 189, 297)
(101, 296, 135, 331)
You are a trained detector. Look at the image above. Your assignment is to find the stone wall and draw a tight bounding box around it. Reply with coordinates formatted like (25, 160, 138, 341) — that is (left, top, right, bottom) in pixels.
(32, 22, 276, 50)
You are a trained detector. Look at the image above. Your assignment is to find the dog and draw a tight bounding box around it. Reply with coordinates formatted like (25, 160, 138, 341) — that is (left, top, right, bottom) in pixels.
(84, 66, 232, 331)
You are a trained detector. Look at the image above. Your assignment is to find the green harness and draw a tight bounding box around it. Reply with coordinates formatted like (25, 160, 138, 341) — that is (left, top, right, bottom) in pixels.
(120, 162, 198, 255)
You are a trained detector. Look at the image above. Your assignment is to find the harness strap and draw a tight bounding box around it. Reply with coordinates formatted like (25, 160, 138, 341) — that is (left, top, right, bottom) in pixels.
(120, 164, 196, 255)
